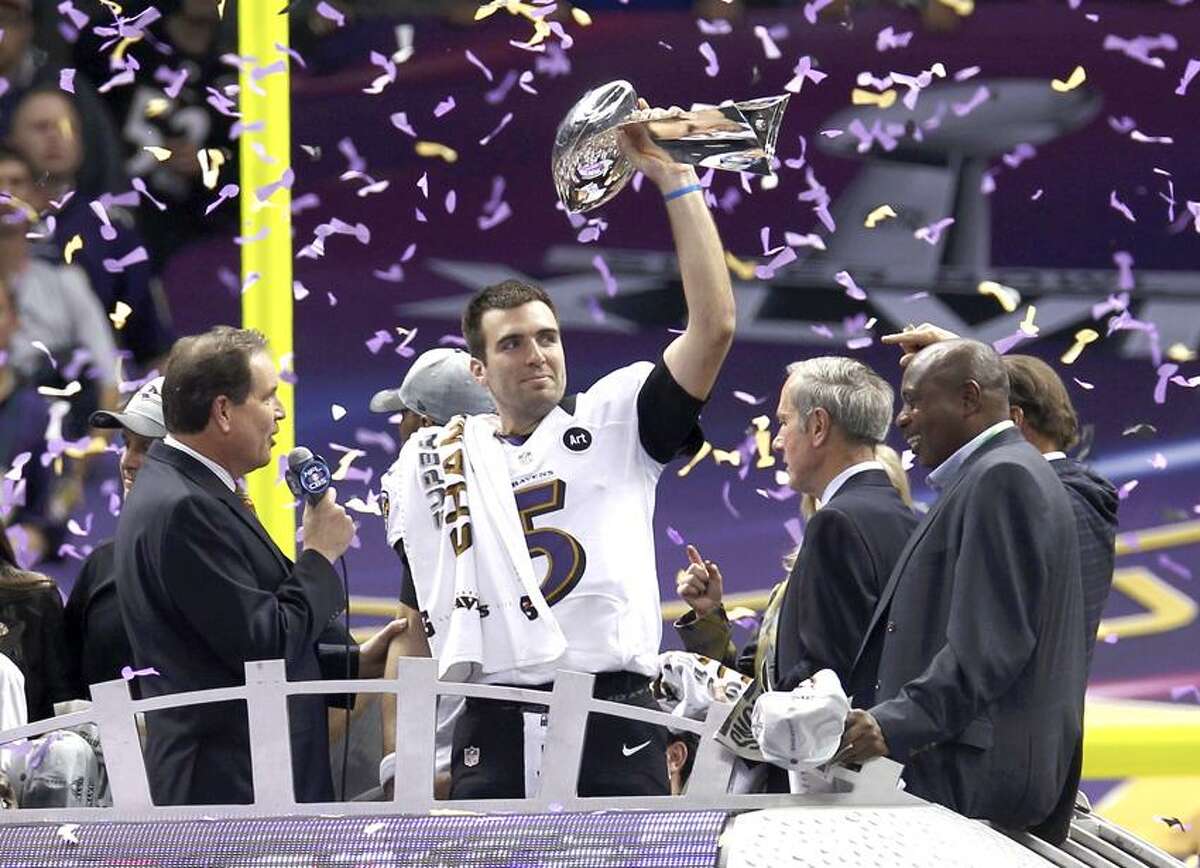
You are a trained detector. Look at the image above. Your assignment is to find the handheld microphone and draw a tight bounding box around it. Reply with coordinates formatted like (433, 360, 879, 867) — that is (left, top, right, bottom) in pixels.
(285, 446, 332, 506)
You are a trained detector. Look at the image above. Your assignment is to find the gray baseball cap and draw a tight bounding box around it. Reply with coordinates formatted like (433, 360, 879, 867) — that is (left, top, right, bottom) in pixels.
(369, 348, 495, 423)
(89, 376, 167, 439)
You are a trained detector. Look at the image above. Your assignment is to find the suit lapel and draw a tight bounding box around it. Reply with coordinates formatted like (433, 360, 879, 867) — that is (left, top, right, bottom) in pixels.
(849, 429, 1024, 674)
(148, 442, 293, 575)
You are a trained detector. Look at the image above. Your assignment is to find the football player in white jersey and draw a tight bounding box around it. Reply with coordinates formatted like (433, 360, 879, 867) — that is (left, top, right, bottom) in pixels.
(386, 108, 735, 799)
(374, 348, 496, 798)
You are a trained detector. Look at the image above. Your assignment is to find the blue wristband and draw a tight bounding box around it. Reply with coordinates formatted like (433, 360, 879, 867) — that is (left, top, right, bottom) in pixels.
(664, 183, 702, 202)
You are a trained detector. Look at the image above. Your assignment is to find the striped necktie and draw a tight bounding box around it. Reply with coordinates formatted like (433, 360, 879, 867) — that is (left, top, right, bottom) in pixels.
(236, 485, 258, 518)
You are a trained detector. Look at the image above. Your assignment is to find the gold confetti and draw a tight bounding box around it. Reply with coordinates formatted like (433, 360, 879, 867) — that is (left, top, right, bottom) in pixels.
(415, 141, 458, 163)
(724, 251, 756, 281)
(109, 301, 133, 330)
(112, 36, 141, 65)
(198, 148, 225, 189)
(1061, 328, 1099, 365)
(1051, 65, 1087, 92)
(852, 88, 898, 109)
(1167, 343, 1197, 362)
(977, 280, 1021, 313)
(98, 0, 123, 14)
(936, 0, 974, 14)
(144, 97, 171, 118)
(751, 415, 775, 469)
(63, 234, 83, 264)
(676, 441, 713, 477)
(38, 381, 83, 398)
(725, 606, 758, 621)
(143, 146, 173, 162)
(65, 436, 109, 460)
(1019, 305, 1039, 337)
(713, 448, 742, 467)
(571, 7, 592, 25)
(864, 205, 897, 228)
(217, 0, 227, 17)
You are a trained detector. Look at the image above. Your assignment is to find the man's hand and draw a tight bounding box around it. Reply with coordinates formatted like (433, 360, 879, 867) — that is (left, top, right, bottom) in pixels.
(676, 543, 724, 618)
(358, 617, 408, 679)
(301, 488, 355, 564)
(617, 99, 697, 193)
(880, 323, 959, 367)
(835, 709, 889, 765)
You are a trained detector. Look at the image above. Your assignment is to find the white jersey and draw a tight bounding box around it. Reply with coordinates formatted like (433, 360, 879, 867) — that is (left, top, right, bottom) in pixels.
(380, 361, 674, 684)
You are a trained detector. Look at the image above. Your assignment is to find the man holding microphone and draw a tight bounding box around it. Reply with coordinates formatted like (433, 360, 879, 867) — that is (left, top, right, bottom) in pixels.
(115, 326, 404, 806)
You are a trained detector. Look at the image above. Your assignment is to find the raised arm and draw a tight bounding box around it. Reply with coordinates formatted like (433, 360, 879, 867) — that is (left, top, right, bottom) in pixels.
(618, 104, 735, 400)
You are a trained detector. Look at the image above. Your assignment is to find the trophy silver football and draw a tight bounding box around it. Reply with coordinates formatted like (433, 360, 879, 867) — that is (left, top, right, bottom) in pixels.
(552, 80, 790, 213)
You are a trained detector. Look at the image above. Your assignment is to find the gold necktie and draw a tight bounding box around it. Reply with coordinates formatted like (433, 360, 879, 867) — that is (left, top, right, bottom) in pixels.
(237, 487, 258, 518)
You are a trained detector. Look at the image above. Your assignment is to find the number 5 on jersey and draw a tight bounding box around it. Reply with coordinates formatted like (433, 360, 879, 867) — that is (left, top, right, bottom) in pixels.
(513, 479, 587, 606)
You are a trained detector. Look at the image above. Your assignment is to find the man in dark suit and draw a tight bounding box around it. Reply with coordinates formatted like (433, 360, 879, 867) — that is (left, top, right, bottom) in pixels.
(676, 357, 918, 694)
(115, 326, 403, 805)
(839, 340, 1087, 839)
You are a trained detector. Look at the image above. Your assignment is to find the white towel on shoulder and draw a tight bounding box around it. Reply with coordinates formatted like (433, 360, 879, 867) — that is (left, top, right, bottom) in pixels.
(397, 415, 566, 682)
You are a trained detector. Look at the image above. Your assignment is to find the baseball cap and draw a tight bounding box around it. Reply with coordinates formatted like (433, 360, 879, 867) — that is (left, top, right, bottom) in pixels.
(89, 376, 167, 439)
(369, 348, 495, 423)
(751, 669, 850, 770)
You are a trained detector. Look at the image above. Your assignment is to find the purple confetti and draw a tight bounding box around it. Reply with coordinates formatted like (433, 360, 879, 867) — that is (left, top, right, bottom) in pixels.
(952, 85, 990, 117)
(59, 68, 75, 93)
(1154, 363, 1178, 404)
(479, 201, 512, 230)
(373, 264, 405, 283)
(1170, 685, 1200, 702)
(315, 1, 345, 27)
(698, 42, 719, 77)
(803, 0, 835, 24)
(465, 49, 494, 82)
(1158, 554, 1192, 580)
(666, 526, 685, 546)
(58, 1, 90, 29)
(485, 70, 519, 104)
(585, 295, 606, 325)
(992, 330, 1031, 355)
(121, 665, 160, 681)
(720, 481, 741, 519)
(1113, 251, 1135, 291)
(876, 26, 914, 52)
(444, 190, 457, 214)
(205, 183, 239, 216)
(835, 270, 867, 301)
(755, 247, 797, 280)
(785, 55, 827, 94)
(1103, 32, 1177, 69)
(846, 336, 874, 350)
(479, 112, 514, 146)
(914, 217, 955, 245)
(1109, 190, 1136, 222)
(698, 18, 733, 35)
(434, 96, 456, 118)
(103, 246, 149, 273)
(783, 517, 803, 546)
(1177, 58, 1200, 96)
(592, 255, 618, 297)
(390, 112, 416, 137)
(1117, 479, 1139, 500)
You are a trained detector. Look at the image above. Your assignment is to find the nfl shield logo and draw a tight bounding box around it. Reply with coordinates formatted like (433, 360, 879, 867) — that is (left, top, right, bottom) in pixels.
(464, 745, 481, 768)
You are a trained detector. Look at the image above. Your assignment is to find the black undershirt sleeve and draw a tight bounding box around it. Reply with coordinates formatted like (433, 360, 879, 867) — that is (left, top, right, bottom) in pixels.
(396, 542, 420, 609)
(636, 357, 706, 464)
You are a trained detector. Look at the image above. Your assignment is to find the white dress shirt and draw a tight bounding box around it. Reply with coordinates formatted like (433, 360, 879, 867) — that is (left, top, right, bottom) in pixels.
(163, 435, 237, 492)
